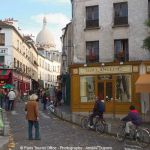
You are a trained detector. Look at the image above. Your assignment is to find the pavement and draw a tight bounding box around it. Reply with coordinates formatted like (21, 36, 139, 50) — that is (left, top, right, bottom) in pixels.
(53, 105, 150, 135)
(0, 104, 150, 149)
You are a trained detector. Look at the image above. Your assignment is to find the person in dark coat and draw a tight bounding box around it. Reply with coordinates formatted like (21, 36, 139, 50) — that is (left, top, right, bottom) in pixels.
(42, 91, 48, 110)
(56, 88, 62, 106)
(122, 105, 142, 134)
(89, 96, 105, 128)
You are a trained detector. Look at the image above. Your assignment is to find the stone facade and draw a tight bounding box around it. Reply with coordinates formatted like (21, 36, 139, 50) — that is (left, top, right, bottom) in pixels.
(72, 0, 150, 63)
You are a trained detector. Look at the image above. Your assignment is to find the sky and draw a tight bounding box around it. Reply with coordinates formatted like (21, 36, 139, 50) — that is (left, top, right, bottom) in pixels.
(0, 0, 72, 51)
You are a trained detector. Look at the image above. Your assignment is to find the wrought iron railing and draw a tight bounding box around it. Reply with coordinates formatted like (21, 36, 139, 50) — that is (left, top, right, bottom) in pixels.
(114, 17, 128, 25)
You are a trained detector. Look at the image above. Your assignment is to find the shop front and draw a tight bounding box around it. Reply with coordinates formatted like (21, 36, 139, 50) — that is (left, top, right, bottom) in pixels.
(0, 69, 12, 86)
(13, 72, 30, 95)
(70, 62, 145, 117)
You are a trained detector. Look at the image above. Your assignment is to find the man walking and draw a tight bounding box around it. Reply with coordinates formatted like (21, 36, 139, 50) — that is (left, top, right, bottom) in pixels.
(7, 88, 16, 111)
(25, 94, 40, 140)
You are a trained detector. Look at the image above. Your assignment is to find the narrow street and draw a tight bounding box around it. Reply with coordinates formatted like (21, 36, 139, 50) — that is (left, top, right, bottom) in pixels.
(4, 101, 149, 150)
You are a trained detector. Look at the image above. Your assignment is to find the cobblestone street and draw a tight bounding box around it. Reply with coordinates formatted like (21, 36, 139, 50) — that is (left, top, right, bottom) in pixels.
(5, 102, 149, 150)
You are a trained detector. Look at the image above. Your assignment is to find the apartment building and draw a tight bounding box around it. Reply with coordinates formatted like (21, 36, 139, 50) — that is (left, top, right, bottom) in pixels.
(70, 0, 150, 118)
(0, 18, 38, 94)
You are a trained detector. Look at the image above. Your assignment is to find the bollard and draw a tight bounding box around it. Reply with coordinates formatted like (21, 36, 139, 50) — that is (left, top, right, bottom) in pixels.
(106, 123, 111, 133)
(0, 108, 4, 134)
(4, 124, 9, 136)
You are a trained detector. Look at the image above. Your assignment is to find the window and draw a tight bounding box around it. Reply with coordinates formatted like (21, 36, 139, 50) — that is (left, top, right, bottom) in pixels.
(80, 76, 95, 102)
(86, 41, 99, 63)
(148, 0, 150, 18)
(114, 2, 128, 25)
(0, 33, 5, 46)
(86, 5, 99, 28)
(115, 74, 131, 102)
(0, 56, 4, 64)
(114, 39, 128, 62)
(17, 60, 19, 68)
(14, 58, 16, 67)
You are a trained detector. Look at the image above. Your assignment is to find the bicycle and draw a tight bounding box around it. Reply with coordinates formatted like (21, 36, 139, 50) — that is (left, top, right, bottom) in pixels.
(116, 121, 150, 148)
(81, 112, 106, 134)
(47, 100, 56, 113)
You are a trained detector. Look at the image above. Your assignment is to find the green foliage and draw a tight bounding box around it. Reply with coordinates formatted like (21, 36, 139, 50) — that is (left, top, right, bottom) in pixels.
(145, 19, 150, 27)
(143, 19, 150, 51)
(143, 37, 150, 50)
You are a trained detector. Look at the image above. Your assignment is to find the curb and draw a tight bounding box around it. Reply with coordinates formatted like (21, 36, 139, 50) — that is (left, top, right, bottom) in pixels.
(0, 110, 9, 150)
(53, 108, 116, 136)
(0, 136, 9, 150)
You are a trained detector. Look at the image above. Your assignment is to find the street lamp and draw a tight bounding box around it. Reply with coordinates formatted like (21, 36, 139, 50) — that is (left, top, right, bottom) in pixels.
(62, 50, 67, 73)
(62, 50, 67, 62)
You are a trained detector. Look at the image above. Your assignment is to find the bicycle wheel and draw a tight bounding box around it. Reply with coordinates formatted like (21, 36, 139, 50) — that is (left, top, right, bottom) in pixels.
(96, 121, 105, 133)
(136, 128, 150, 148)
(116, 124, 126, 142)
(81, 117, 89, 129)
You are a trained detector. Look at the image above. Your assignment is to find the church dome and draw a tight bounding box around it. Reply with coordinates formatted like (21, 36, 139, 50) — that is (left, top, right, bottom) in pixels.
(36, 17, 55, 49)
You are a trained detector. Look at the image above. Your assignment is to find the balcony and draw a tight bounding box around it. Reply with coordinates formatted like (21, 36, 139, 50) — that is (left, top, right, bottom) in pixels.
(86, 19, 99, 28)
(114, 17, 128, 26)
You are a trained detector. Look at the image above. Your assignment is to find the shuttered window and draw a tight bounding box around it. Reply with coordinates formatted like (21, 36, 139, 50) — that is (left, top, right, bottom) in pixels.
(0, 33, 5, 46)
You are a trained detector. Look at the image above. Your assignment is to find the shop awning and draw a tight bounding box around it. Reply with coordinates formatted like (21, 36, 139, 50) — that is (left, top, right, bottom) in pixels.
(0, 70, 11, 79)
(135, 74, 150, 93)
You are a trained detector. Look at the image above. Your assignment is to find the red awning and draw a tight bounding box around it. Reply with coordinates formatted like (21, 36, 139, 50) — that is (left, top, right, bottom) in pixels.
(0, 70, 11, 79)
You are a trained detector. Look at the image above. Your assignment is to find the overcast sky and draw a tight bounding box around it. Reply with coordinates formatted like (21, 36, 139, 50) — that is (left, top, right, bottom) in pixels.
(0, 0, 71, 51)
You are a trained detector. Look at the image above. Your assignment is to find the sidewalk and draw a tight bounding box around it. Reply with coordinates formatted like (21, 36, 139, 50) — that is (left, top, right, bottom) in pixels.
(0, 109, 9, 150)
(54, 105, 150, 135)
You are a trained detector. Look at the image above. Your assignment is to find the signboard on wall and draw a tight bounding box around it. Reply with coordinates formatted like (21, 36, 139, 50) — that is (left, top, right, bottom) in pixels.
(79, 65, 133, 75)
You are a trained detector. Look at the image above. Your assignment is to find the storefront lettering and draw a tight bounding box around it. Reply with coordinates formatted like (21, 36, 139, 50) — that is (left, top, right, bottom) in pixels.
(79, 65, 132, 75)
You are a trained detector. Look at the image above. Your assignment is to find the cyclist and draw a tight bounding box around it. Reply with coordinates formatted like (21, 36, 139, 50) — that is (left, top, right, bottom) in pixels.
(88, 95, 105, 128)
(121, 105, 142, 136)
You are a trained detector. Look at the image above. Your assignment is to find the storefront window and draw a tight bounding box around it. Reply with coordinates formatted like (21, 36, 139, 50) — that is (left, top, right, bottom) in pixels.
(115, 74, 131, 102)
(80, 76, 95, 102)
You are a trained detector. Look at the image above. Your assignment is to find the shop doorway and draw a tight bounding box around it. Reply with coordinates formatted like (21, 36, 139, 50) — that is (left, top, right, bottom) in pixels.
(97, 80, 115, 115)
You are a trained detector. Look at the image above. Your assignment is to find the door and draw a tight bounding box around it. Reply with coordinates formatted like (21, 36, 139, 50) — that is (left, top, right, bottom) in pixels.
(97, 80, 115, 114)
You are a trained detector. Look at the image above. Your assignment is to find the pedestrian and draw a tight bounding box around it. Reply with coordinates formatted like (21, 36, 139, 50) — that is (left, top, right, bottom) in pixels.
(3, 89, 8, 110)
(25, 94, 40, 140)
(7, 88, 16, 111)
(56, 88, 62, 106)
(0, 88, 4, 108)
(49, 85, 55, 102)
(42, 91, 48, 110)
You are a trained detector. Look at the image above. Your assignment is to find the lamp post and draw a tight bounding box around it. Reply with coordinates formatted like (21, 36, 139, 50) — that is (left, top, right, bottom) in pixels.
(61, 50, 67, 104)
(62, 50, 67, 73)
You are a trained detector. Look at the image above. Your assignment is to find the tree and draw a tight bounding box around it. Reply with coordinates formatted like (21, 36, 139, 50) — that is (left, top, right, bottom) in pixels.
(143, 19, 150, 51)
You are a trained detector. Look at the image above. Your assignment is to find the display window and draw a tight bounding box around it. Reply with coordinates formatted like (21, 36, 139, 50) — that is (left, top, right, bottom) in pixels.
(115, 74, 131, 102)
(80, 76, 95, 102)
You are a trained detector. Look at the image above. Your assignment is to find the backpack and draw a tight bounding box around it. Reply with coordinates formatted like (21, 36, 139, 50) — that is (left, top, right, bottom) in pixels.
(97, 101, 105, 112)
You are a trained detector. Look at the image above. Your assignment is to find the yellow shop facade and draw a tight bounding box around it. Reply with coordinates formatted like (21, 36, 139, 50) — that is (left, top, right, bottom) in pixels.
(70, 61, 150, 117)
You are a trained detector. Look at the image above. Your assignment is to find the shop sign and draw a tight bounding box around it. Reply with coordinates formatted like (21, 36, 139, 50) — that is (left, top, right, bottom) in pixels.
(0, 48, 8, 55)
(79, 65, 132, 75)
